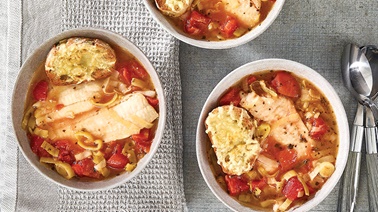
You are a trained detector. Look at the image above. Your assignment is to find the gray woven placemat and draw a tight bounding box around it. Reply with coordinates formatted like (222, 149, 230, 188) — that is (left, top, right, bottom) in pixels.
(58, 0, 186, 211)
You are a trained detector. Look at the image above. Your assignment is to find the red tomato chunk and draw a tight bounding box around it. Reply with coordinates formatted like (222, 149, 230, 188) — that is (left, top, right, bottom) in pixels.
(72, 158, 101, 179)
(184, 11, 211, 35)
(107, 153, 129, 169)
(29, 134, 50, 158)
(33, 80, 48, 101)
(219, 87, 241, 106)
(282, 177, 304, 201)
(225, 175, 250, 196)
(271, 71, 301, 98)
(278, 148, 298, 172)
(220, 16, 239, 38)
(308, 117, 329, 140)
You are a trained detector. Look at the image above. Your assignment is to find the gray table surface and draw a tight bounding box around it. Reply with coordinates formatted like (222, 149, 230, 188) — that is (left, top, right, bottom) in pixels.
(181, 1, 377, 211)
(2, 0, 378, 211)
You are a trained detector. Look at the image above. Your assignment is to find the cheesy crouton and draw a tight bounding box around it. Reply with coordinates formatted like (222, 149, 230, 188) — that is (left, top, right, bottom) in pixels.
(205, 105, 261, 175)
(155, 0, 193, 17)
(45, 37, 116, 85)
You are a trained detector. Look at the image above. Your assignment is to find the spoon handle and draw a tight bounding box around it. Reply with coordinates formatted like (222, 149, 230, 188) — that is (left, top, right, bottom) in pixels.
(364, 107, 378, 211)
(338, 103, 364, 212)
(366, 154, 378, 211)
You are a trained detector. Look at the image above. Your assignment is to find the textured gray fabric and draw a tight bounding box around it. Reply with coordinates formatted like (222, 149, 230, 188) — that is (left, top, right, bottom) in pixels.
(59, 0, 185, 210)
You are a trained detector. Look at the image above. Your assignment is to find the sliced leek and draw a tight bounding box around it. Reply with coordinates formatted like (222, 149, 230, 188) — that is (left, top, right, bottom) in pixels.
(278, 198, 293, 211)
(55, 161, 75, 179)
(297, 175, 310, 196)
(259, 80, 277, 97)
(255, 123, 271, 140)
(40, 157, 57, 164)
(122, 141, 135, 155)
(74, 150, 92, 161)
(90, 93, 118, 107)
(34, 127, 48, 138)
(94, 159, 107, 171)
(318, 162, 335, 178)
(75, 131, 94, 142)
(78, 139, 103, 151)
(126, 150, 137, 164)
(41, 141, 59, 157)
(92, 151, 105, 164)
(22, 105, 35, 130)
(131, 78, 149, 90)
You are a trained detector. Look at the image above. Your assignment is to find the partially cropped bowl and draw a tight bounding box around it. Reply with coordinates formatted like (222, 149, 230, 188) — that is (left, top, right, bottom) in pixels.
(11, 28, 166, 191)
(143, 0, 285, 49)
(196, 59, 349, 211)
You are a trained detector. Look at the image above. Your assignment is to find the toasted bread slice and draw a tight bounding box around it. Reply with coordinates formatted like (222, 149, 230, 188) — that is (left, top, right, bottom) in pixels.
(205, 105, 261, 175)
(45, 37, 116, 85)
(155, 0, 193, 17)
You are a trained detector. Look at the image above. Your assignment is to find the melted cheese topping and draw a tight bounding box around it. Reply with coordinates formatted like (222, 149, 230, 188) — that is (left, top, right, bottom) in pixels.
(205, 105, 261, 175)
(45, 39, 116, 84)
(156, 0, 192, 17)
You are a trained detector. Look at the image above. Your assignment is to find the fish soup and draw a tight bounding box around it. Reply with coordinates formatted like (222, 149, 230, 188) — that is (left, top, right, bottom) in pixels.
(155, 0, 276, 41)
(22, 37, 160, 181)
(205, 70, 338, 211)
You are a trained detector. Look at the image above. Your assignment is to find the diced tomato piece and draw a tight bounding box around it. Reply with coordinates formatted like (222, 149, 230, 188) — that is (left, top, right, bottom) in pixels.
(102, 141, 123, 160)
(219, 87, 241, 106)
(308, 117, 329, 140)
(54, 140, 79, 164)
(107, 153, 129, 169)
(71, 158, 101, 179)
(225, 175, 250, 196)
(271, 71, 301, 98)
(146, 96, 159, 108)
(278, 148, 298, 172)
(135, 140, 152, 154)
(247, 75, 257, 85)
(132, 128, 150, 142)
(184, 11, 211, 35)
(54, 139, 84, 155)
(220, 16, 238, 38)
(263, 136, 282, 159)
(116, 60, 148, 86)
(119, 67, 133, 86)
(126, 60, 148, 79)
(29, 134, 50, 158)
(58, 150, 75, 165)
(282, 177, 304, 201)
(33, 80, 48, 101)
(250, 177, 267, 190)
(133, 128, 152, 153)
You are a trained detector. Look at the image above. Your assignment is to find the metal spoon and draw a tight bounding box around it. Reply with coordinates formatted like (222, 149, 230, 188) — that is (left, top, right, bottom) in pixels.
(361, 45, 378, 211)
(338, 43, 376, 212)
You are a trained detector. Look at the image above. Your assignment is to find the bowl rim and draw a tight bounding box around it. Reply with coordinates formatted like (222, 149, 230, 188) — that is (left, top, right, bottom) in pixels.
(11, 27, 167, 191)
(196, 58, 350, 211)
(143, 0, 285, 49)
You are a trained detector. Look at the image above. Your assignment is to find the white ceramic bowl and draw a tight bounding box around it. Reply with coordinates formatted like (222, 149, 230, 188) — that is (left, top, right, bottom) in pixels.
(143, 0, 285, 49)
(196, 59, 349, 211)
(11, 28, 166, 191)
